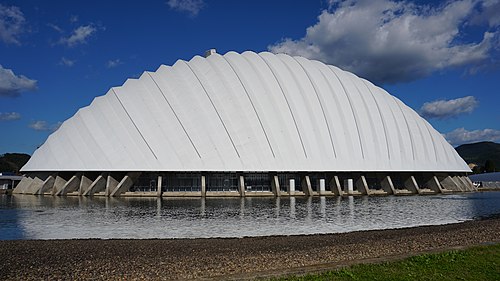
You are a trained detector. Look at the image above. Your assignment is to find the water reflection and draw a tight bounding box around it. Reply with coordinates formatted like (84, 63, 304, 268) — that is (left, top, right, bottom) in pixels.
(1, 192, 500, 240)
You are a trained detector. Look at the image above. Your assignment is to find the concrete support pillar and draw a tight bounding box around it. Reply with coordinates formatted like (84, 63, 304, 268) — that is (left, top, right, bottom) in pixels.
(463, 176, 476, 191)
(78, 174, 93, 195)
(105, 174, 120, 197)
(427, 176, 444, 193)
(12, 176, 34, 194)
(238, 175, 245, 197)
(82, 174, 107, 196)
(329, 175, 342, 196)
(344, 179, 354, 195)
(288, 179, 295, 195)
(110, 172, 141, 197)
(455, 176, 469, 192)
(35, 175, 56, 195)
(271, 175, 281, 197)
(319, 179, 326, 195)
(25, 175, 46, 194)
(381, 175, 396, 195)
(52, 175, 68, 196)
(56, 173, 82, 196)
(157, 175, 163, 197)
(453, 176, 466, 191)
(356, 175, 370, 195)
(302, 176, 313, 196)
(404, 175, 420, 194)
(201, 175, 206, 197)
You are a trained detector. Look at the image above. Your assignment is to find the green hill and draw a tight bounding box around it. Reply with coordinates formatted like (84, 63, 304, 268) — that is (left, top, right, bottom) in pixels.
(455, 141, 500, 171)
(0, 153, 31, 174)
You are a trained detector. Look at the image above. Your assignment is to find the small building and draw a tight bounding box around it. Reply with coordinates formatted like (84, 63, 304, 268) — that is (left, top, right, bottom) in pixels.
(0, 173, 23, 192)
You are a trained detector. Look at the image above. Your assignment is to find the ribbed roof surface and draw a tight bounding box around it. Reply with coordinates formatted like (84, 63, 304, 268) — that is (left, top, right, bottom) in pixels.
(22, 51, 470, 172)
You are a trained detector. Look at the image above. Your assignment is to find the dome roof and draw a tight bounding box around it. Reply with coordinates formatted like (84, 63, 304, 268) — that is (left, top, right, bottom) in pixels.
(22, 51, 470, 172)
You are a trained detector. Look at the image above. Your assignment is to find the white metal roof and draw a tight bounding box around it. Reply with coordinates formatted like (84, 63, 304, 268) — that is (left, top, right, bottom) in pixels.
(21, 51, 470, 172)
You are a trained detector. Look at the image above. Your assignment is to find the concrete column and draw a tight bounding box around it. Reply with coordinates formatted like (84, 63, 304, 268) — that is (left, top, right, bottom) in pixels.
(25, 174, 47, 194)
(12, 176, 34, 194)
(271, 175, 281, 197)
(56, 173, 82, 196)
(319, 179, 326, 195)
(110, 172, 141, 197)
(356, 175, 370, 195)
(288, 179, 295, 195)
(105, 174, 120, 197)
(463, 176, 476, 191)
(238, 175, 245, 197)
(452, 176, 465, 191)
(329, 175, 342, 196)
(78, 174, 93, 196)
(456, 176, 472, 192)
(404, 175, 420, 194)
(35, 175, 56, 195)
(381, 175, 396, 195)
(52, 175, 68, 196)
(427, 176, 444, 193)
(302, 176, 313, 196)
(157, 175, 163, 197)
(344, 179, 354, 195)
(201, 175, 206, 197)
(82, 174, 107, 196)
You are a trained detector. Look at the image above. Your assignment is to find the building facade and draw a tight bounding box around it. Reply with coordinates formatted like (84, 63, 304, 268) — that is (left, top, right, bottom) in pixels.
(14, 51, 474, 197)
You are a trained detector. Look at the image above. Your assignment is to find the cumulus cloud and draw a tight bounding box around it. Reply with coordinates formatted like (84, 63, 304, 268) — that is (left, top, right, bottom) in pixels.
(444, 127, 500, 146)
(59, 25, 96, 47)
(420, 96, 478, 119)
(59, 57, 75, 67)
(0, 112, 21, 121)
(269, 0, 500, 84)
(106, 59, 122, 68)
(0, 65, 37, 97)
(29, 120, 61, 132)
(0, 4, 26, 45)
(167, 0, 205, 17)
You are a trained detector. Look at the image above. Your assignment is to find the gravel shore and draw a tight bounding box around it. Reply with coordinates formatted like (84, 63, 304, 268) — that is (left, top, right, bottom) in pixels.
(1, 218, 499, 280)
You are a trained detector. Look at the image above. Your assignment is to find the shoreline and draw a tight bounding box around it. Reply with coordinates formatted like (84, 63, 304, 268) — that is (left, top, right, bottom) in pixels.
(1, 218, 500, 280)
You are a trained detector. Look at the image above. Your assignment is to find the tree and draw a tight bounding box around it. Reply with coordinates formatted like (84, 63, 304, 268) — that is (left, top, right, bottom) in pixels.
(485, 160, 496, 173)
(472, 165, 484, 174)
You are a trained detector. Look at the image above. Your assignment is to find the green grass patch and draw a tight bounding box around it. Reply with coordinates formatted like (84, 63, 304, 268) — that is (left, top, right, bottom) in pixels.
(272, 244, 500, 281)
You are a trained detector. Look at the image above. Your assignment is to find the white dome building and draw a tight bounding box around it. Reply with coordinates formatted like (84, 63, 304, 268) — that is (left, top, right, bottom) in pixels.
(14, 50, 474, 197)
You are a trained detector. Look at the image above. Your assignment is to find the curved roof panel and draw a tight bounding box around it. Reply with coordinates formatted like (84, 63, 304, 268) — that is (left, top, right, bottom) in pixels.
(22, 51, 470, 172)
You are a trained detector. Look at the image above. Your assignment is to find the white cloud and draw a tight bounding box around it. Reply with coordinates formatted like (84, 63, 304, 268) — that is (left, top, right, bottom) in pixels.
(47, 23, 63, 33)
(0, 4, 26, 45)
(59, 25, 96, 47)
(29, 120, 61, 132)
(444, 127, 500, 146)
(0, 112, 21, 121)
(269, 0, 500, 84)
(167, 0, 205, 17)
(106, 59, 122, 68)
(70, 15, 79, 23)
(29, 120, 48, 131)
(0, 65, 37, 97)
(59, 57, 75, 67)
(420, 96, 478, 119)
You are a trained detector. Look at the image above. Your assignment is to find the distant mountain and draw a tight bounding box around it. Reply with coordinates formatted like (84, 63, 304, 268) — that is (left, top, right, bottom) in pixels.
(0, 153, 31, 174)
(455, 142, 500, 170)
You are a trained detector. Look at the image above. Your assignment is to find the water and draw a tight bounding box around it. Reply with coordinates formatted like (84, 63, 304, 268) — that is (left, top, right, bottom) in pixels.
(1, 192, 500, 240)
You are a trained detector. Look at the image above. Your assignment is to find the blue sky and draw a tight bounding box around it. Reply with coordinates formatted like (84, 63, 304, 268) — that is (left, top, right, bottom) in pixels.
(0, 0, 499, 155)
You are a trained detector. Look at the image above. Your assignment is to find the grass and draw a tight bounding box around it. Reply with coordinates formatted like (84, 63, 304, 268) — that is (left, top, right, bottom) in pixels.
(272, 243, 500, 281)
